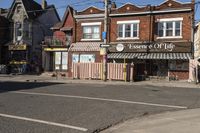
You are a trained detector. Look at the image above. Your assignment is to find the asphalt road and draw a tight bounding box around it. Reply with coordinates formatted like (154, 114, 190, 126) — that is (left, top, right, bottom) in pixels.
(0, 81, 200, 133)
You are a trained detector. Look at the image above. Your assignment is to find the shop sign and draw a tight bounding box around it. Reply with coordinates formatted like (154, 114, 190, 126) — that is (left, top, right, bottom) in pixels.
(116, 44, 124, 52)
(44, 48, 68, 51)
(9, 61, 27, 64)
(100, 48, 106, 55)
(128, 43, 175, 52)
(9, 45, 27, 51)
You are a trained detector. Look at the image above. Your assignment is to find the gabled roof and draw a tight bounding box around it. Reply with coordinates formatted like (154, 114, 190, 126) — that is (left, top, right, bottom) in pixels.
(77, 6, 104, 15)
(52, 6, 74, 30)
(8, 0, 43, 20)
(61, 6, 74, 26)
(156, 0, 192, 10)
(116, 2, 141, 10)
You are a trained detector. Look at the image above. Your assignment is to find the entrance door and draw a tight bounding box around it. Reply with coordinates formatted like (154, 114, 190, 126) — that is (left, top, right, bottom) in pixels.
(54, 52, 68, 71)
(151, 60, 168, 77)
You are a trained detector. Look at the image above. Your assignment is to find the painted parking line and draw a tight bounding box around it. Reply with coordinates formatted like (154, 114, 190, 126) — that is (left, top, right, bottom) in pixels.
(11, 91, 187, 109)
(0, 113, 88, 132)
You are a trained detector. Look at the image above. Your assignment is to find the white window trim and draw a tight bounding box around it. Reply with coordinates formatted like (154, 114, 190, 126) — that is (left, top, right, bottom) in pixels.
(157, 36, 183, 39)
(117, 21, 140, 39)
(157, 17, 183, 22)
(117, 20, 140, 24)
(157, 19, 183, 39)
(81, 22, 102, 26)
(81, 38, 101, 41)
(117, 37, 139, 40)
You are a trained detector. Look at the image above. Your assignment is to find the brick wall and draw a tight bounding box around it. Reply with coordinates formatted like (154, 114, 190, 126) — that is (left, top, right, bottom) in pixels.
(169, 70, 189, 80)
(75, 20, 104, 42)
(109, 12, 193, 43)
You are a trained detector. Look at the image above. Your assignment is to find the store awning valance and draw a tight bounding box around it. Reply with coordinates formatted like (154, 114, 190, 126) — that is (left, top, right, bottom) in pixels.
(70, 42, 102, 52)
(108, 53, 192, 60)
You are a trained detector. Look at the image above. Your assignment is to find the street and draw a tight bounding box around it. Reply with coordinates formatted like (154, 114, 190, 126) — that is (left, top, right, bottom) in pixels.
(0, 81, 200, 133)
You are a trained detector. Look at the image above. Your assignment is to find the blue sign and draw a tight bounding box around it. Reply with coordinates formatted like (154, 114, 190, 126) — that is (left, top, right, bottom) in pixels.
(102, 32, 107, 39)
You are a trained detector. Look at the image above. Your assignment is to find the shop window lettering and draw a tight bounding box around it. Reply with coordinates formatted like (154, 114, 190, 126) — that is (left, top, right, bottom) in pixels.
(128, 43, 175, 52)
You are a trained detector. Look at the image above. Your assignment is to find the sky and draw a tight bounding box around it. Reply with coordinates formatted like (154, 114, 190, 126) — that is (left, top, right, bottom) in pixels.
(0, 0, 200, 21)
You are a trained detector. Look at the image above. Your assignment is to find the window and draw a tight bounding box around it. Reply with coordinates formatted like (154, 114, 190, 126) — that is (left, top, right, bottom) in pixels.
(80, 54, 95, 63)
(117, 20, 139, 39)
(83, 26, 100, 39)
(15, 22, 22, 41)
(157, 18, 182, 38)
(118, 25, 123, 38)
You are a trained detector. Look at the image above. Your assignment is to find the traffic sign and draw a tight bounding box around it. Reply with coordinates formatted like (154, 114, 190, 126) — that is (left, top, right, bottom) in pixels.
(99, 44, 111, 48)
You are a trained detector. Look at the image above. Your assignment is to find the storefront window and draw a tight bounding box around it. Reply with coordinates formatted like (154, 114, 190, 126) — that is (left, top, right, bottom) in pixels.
(80, 54, 95, 63)
(55, 52, 68, 70)
(72, 54, 79, 63)
(169, 60, 189, 70)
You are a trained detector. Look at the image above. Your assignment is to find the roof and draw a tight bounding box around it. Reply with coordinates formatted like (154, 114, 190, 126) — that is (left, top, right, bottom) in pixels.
(8, 0, 43, 20)
(51, 22, 62, 30)
(22, 0, 43, 19)
(60, 27, 72, 31)
(51, 6, 74, 30)
(69, 42, 102, 52)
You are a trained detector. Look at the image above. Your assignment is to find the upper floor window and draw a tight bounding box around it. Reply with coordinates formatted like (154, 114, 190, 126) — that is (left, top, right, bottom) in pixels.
(117, 20, 139, 39)
(157, 18, 183, 38)
(15, 22, 22, 41)
(81, 22, 101, 40)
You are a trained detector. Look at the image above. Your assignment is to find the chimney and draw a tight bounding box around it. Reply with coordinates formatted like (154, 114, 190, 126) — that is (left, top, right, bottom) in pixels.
(42, 0, 47, 9)
(111, 2, 117, 10)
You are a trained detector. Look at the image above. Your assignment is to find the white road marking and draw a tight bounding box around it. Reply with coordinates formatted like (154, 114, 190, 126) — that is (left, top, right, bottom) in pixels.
(0, 113, 88, 132)
(11, 91, 187, 109)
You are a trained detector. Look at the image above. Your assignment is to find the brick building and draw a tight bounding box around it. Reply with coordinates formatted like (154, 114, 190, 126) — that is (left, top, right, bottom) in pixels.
(42, 6, 73, 72)
(107, 0, 194, 80)
(46, 0, 194, 80)
(68, 6, 105, 77)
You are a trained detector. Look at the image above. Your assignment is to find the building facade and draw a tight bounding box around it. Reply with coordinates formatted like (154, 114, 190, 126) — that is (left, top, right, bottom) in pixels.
(44, 0, 194, 80)
(0, 9, 9, 65)
(189, 22, 200, 82)
(5, 0, 60, 74)
(107, 0, 194, 80)
(42, 6, 74, 73)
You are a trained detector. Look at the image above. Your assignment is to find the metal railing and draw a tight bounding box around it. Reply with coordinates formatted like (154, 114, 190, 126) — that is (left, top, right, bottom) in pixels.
(44, 36, 66, 46)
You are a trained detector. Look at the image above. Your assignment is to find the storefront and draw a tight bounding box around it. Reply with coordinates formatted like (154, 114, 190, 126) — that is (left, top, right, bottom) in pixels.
(42, 48, 68, 72)
(68, 42, 102, 77)
(108, 42, 192, 80)
(8, 44, 28, 73)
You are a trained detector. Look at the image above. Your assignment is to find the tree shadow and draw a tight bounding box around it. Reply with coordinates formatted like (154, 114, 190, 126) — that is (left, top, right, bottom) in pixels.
(0, 81, 63, 93)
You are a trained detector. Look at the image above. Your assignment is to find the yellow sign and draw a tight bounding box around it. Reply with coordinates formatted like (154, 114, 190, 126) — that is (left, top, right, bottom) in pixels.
(100, 48, 106, 55)
(44, 48, 68, 51)
(9, 45, 27, 50)
(9, 61, 27, 64)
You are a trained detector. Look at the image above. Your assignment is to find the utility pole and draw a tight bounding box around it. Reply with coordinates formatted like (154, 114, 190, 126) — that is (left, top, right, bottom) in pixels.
(103, 0, 109, 81)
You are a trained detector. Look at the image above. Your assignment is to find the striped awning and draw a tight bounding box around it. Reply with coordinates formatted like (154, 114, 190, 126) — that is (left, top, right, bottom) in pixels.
(70, 42, 102, 52)
(108, 53, 192, 60)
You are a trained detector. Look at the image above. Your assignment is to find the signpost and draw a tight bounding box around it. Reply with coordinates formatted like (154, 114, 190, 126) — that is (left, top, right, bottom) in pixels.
(99, 44, 110, 48)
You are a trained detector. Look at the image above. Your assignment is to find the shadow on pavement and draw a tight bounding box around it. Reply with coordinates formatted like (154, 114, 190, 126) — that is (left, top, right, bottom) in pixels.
(0, 81, 63, 93)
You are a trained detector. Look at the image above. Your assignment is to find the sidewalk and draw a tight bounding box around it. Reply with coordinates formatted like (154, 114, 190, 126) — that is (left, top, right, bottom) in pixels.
(102, 108, 200, 133)
(0, 74, 199, 88)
